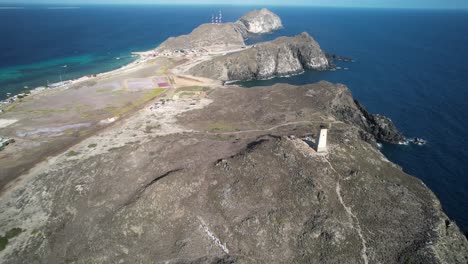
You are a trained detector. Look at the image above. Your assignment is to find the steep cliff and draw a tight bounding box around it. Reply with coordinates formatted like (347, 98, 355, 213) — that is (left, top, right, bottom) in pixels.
(237, 8, 283, 34)
(329, 93, 406, 144)
(354, 100, 406, 144)
(188, 32, 330, 81)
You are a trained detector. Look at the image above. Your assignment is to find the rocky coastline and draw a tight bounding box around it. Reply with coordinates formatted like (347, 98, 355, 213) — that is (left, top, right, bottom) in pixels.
(188, 32, 330, 81)
(0, 7, 466, 264)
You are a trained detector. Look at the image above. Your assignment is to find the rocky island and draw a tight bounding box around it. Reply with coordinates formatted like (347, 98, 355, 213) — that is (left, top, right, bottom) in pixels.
(0, 8, 466, 264)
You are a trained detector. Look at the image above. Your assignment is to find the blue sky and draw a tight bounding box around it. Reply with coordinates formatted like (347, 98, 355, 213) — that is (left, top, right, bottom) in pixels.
(1, 0, 468, 9)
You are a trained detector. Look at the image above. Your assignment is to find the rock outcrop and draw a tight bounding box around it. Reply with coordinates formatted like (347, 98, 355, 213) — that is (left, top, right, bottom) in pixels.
(155, 9, 283, 55)
(188, 32, 330, 81)
(329, 91, 405, 144)
(354, 100, 406, 144)
(237, 8, 283, 34)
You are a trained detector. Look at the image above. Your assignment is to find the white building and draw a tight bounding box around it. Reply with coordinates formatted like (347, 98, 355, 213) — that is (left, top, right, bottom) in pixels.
(316, 125, 328, 153)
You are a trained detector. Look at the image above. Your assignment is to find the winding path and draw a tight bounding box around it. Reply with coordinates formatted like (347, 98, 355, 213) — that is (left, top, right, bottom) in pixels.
(323, 157, 369, 264)
(205, 120, 342, 136)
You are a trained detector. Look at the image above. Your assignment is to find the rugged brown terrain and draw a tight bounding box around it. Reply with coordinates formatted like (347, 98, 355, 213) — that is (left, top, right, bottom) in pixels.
(0, 7, 467, 264)
(155, 23, 248, 56)
(154, 8, 283, 56)
(188, 33, 330, 81)
(0, 82, 466, 263)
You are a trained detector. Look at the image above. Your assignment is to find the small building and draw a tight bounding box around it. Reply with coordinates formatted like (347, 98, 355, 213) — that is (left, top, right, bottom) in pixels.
(316, 125, 328, 153)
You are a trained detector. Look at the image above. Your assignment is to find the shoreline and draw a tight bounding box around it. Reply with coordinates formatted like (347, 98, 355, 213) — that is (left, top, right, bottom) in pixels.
(0, 43, 225, 191)
(1, 7, 467, 262)
(0, 50, 157, 110)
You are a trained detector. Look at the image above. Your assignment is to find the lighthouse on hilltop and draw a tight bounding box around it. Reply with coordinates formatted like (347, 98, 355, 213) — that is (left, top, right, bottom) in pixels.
(316, 125, 328, 153)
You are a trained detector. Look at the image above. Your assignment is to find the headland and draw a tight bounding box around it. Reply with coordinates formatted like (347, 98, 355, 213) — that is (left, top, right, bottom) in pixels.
(0, 8, 466, 264)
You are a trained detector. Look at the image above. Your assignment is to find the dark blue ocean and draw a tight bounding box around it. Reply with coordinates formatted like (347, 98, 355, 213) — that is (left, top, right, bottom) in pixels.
(1, 5, 467, 233)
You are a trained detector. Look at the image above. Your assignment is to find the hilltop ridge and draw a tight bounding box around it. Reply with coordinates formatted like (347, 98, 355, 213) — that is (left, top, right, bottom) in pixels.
(155, 8, 283, 56)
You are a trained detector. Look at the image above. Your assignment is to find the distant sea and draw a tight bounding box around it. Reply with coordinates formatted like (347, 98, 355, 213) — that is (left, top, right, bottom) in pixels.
(1, 5, 467, 233)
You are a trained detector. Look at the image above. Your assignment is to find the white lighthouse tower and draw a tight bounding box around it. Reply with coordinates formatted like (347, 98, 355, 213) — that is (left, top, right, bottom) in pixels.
(316, 125, 328, 153)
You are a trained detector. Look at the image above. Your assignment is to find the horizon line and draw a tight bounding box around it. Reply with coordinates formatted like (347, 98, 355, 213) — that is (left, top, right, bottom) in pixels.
(1, 3, 468, 10)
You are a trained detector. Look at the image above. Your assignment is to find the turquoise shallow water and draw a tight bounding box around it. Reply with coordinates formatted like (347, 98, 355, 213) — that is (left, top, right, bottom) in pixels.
(0, 5, 262, 99)
(1, 5, 467, 234)
(0, 53, 136, 98)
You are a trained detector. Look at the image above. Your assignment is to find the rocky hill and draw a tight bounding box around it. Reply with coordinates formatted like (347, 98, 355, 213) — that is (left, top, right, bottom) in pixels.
(188, 32, 330, 81)
(238, 8, 283, 34)
(155, 9, 283, 55)
(155, 23, 248, 55)
(0, 82, 466, 264)
(1, 7, 467, 264)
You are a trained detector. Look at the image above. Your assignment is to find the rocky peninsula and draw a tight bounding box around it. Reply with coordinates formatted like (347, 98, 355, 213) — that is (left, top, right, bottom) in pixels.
(0, 8, 466, 264)
(155, 8, 282, 56)
(188, 32, 330, 81)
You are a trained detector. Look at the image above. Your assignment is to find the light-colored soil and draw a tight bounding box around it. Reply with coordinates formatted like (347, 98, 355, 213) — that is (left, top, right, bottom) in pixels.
(0, 49, 233, 190)
(0, 119, 17, 128)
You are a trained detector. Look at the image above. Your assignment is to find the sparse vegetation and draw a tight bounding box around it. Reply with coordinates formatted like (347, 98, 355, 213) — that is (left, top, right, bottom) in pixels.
(175, 86, 209, 93)
(88, 143, 97, 148)
(3, 103, 17, 112)
(95, 88, 109, 93)
(178, 91, 198, 98)
(63, 129, 76, 135)
(6, 228, 23, 239)
(23, 108, 69, 114)
(143, 88, 166, 101)
(158, 65, 169, 74)
(111, 89, 126, 96)
(74, 103, 91, 114)
(144, 124, 161, 133)
(66, 150, 80, 157)
(208, 121, 235, 132)
(102, 106, 119, 114)
(108, 146, 123, 152)
(0, 228, 25, 251)
(106, 89, 166, 117)
(81, 80, 98, 88)
(0, 236, 7, 251)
